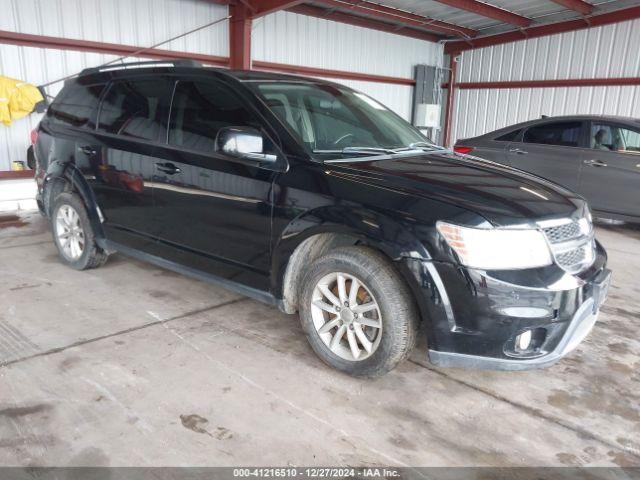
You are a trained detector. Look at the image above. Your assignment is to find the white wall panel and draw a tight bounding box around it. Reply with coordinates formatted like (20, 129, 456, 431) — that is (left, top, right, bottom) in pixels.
(457, 19, 640, 83)
(453, 85, 640, 141)
(451, 18, 640, 142)
(0, 2, 440, 170)
(252, 11, 443, 120)
(0, 0, 229, 57)
(253, 11, 442, 78)
(0, 0, 228, 171)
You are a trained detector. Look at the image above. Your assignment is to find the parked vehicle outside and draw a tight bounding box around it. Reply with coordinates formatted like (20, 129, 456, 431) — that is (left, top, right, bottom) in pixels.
(454, 115, 640, 223)
(34, 61, 610, 377)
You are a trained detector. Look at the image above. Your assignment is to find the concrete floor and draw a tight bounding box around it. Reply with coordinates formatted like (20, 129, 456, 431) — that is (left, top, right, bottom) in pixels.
(0, 211, 638, 467)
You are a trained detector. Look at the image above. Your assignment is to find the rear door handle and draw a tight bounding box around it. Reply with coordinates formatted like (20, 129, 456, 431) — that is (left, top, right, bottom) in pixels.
(155, 162, 181, 175)
(583, 159, 608, 167)
(78, 145, 97, 156)
(509, 148, 528, 155)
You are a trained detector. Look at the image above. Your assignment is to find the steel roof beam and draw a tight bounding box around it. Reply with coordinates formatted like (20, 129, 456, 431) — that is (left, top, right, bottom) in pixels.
(288, 4, 441, 42)
(444, 5, 640, 53)
(318, 0, 477, 37)
(548, 0, 594, 15)
(432, 0, 531, 27)
(252, 0, 307, 17)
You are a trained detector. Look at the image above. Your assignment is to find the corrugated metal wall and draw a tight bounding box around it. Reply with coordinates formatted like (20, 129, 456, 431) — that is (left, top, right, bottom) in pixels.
(0, 0, 228, 171)
(0, 46, 152, 171)
(0, 0, 229, 58)
(451, 18, 640, 142)
(0, 2, 443, 170)
(253, 11, 443, 120)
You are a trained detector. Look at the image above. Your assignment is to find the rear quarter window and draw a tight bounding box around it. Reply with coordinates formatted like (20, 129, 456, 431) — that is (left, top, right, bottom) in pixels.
(495, 129, 522, 142)
(47, 82, 105, 128)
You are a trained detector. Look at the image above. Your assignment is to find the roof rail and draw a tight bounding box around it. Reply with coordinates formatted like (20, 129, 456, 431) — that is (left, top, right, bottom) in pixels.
(79, 59, 202, 76)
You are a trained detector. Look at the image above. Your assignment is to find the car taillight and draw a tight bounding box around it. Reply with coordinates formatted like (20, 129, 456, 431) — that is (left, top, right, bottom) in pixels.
(454, 146, 474, 154)
(30, 128, 38, 145)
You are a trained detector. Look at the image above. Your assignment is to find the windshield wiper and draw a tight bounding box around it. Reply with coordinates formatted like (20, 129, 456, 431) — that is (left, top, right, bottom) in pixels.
(342, 146, 399, 155)
(409, 141, 443, 151)
(312, 146, 397, 156)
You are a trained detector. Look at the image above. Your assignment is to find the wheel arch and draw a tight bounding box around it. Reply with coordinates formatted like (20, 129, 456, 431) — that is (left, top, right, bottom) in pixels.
(272, 205, 432, 314)
(43, 161, 108, 250)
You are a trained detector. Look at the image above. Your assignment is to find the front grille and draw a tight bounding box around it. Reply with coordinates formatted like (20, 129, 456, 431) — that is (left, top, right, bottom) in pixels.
(556, 246, 586, 269)
(539, 217, 595, 274)
(543, 221, 581, 244)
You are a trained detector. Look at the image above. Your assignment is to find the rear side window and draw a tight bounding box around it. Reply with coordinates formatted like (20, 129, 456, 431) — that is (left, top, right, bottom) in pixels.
(495, 129, 522, 142)
(523, 122, 582, 147)
(168, 80, 261, 153)
(48, 83, 105, 128)
(97, 78, 174, 142)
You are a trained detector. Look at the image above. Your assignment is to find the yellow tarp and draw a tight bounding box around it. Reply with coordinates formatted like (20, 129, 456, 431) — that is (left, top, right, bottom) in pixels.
(0, 76, 44, 126)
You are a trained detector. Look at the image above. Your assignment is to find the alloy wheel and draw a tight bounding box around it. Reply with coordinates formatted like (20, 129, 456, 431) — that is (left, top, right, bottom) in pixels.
(55, 205, 85, 260)
(310, 272, 382, 361)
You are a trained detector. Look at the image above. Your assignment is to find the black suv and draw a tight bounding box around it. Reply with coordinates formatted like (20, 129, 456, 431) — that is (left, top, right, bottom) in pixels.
(34, 60, 611, 377)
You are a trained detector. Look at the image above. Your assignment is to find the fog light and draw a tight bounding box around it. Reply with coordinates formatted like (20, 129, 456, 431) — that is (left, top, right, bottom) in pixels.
(516, 330, 532, 351)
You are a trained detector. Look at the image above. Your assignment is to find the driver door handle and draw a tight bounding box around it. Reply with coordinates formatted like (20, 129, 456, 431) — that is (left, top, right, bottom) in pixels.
(583, 159, 608, 167)
(155, 162, 181, 174)
(509, 148, 528, 155)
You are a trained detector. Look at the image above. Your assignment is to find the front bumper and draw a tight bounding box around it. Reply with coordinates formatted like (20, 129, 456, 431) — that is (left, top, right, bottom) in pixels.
(401, 242, 610, 370)
(428, 295, 603, 370)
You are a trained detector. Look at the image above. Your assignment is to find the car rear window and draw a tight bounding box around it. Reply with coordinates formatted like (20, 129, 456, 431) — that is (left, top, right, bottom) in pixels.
(47, 82, 105, 128)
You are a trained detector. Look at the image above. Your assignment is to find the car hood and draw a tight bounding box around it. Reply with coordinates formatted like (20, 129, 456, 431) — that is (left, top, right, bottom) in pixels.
(326, 150, 584, 227)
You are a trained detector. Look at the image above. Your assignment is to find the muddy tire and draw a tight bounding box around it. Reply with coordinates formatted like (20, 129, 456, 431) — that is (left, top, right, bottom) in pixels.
(299, 246, 418, 377)
(51, 193, 108, 270)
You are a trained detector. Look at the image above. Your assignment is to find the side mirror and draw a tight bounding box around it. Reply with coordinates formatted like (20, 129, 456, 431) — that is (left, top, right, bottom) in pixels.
(216, 126, 277, 163)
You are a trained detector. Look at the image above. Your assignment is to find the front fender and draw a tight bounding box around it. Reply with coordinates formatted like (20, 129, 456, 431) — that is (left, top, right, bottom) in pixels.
(271, 205, 433, 296)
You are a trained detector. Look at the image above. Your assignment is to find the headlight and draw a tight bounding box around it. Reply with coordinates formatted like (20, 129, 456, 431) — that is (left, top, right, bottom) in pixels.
(436, 221, 553, 270)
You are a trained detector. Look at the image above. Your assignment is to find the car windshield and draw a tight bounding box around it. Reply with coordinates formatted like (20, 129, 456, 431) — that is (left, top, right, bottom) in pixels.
(247, 81, 435, 159)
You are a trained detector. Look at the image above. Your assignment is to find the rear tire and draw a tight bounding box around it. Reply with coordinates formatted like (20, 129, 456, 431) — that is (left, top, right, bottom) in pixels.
(51, 193, 108, 270)
(299, 246, 418, 377)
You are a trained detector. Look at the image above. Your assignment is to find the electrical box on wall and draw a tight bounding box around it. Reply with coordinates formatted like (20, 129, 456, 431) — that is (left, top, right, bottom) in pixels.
(415, 103, 440, 129)
(412, 65, 444, 143)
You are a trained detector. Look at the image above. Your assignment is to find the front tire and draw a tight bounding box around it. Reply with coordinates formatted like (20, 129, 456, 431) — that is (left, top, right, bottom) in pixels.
(51, 193, 108, 270)
(299, 246, 418, 377)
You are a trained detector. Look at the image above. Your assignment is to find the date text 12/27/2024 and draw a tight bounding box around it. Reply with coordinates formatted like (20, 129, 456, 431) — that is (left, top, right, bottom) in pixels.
(233, 468, 401, 478)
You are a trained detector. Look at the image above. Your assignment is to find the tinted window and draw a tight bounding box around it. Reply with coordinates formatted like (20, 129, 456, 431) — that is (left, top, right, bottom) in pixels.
(168, 80, 261, 154)
(97, 78, 174, 142)
(523, 122, 582, 147)
(495, 129, 521, 142)
(48, 82, 105, 128)
(591, 123, 640, 153)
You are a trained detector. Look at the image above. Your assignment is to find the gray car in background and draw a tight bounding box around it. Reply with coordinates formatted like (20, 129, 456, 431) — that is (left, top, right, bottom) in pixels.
(454, 115, 640, 223)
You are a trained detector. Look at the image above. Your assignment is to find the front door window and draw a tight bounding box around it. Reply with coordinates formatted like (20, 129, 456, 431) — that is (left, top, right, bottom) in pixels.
(590, 123, 640, 154)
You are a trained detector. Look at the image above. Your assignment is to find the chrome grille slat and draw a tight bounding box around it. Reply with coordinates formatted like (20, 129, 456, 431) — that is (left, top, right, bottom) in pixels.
(543, 222, 581, 244)
(556, 246, 586, 267)
(539, 217, 595, 274)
